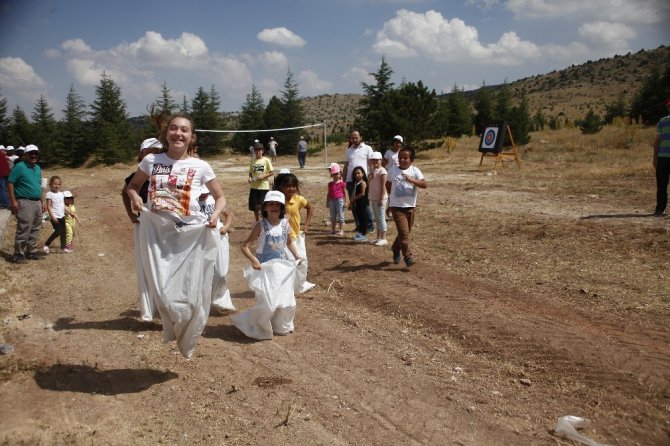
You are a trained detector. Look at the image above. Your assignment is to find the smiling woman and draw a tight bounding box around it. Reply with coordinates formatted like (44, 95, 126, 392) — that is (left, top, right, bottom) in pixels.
(124, 110, 228, 358)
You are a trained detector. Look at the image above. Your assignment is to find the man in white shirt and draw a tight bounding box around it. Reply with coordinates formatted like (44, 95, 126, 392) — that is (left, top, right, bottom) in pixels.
(343, 130, 374, 232)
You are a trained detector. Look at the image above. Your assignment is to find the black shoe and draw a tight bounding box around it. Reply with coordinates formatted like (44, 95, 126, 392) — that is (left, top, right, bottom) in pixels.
(393, 250, 401, 264)
(405, 256, 415, 267)
(26, 253, 45, 260)
(9, 254, 28, 264)
(653, 210, 665, 217)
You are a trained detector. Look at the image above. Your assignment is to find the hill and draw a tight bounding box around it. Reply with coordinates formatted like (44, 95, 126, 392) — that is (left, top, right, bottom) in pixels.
(300, 45, 669, 132)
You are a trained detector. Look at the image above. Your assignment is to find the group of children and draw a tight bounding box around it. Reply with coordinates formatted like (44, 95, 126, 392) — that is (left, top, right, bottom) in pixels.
(43, 175, 81, 254)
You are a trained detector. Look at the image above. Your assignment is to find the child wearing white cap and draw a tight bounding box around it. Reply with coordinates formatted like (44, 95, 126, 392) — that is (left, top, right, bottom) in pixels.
(241, 190, 302, 269)
(383, 135, 403, 171)
(63, 191, 81, 253)
(368, 152, 388, 245)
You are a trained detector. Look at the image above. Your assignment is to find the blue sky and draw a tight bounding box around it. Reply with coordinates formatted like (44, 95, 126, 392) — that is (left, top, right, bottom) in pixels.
(1, 0, 668, 119)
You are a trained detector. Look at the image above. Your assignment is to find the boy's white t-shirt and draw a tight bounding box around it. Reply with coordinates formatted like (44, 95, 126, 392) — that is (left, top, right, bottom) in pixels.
(388, 165, 424, 208)
(45, 191, 65, 218)
(383, 149, 399, 171)
(139, 153, 216, 224)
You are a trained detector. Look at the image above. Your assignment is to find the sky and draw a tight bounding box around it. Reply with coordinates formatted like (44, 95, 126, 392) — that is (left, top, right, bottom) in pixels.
(1, 0, 668, 120)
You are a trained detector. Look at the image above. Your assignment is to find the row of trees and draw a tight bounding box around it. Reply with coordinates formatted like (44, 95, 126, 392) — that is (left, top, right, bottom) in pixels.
(0, 57, 668, 166)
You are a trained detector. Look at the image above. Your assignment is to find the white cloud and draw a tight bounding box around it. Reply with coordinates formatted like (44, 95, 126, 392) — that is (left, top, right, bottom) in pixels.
(578, 21, 636, 53)
(44, 48, 61, 58)
(0, 57, 46, 92)
(257, 27, 306, 48)
(298, 70, 333, 95)
(467, 0, 499, 11)
(373, 9, 541, 65)
(505, 0, 666, 24)
(342, 66, 375, 89)
(62, 38, 93, 54)
(258, 51, 289, 71)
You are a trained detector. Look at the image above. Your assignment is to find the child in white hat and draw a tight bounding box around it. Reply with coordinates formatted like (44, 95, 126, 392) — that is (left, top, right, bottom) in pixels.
(241, 190, 302, 269)
(62, 191, 81, 253)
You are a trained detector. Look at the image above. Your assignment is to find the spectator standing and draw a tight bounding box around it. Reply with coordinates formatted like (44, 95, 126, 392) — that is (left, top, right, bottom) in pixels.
(248, 141, 274, 221)
(343, 130, 374, 232)
(0, 146, 9, 209)
(297, 136, 308, 168)
(43, 175, 66, 253)
(653, 98, 670, 217)
(383, 135, 403, 170)
(268, 136, 278, 162)
(368, 152, 388, 246)
(7, 144, 45, 263)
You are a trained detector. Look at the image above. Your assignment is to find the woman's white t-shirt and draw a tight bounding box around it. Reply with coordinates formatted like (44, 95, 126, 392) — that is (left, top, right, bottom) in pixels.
(388, 165, 424, 208)
(139, 153, 216, 224)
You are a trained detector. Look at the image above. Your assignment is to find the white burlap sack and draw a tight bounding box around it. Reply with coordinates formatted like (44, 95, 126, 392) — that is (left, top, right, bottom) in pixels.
(137, 209, 219, 358)
(284, 232, 316, 293)
(134, 224, 157, 321)
(231, 259, 297, 340)
(211, 233, 235, 311)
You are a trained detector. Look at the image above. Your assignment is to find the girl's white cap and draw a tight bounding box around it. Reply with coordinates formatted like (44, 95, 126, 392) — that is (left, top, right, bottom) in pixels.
(264, 190, 285, 205)
(63, 191, 73, 198)
(278, 168, 291, 174)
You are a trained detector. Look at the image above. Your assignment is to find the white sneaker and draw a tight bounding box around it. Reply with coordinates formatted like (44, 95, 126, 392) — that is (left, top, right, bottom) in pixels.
(63, 248, 73, 253)
(375, 239, 388, 246)
(368, 239, 378, 244)
(42, 245, 49, 254)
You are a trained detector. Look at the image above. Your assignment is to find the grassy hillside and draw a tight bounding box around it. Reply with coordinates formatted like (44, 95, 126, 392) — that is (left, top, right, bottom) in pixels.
(300, 45, 669, 132)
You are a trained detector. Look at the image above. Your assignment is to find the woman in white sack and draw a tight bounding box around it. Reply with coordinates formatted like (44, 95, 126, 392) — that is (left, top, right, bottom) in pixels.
(235, 191, 303, 340)
(126, 111, 226, 358)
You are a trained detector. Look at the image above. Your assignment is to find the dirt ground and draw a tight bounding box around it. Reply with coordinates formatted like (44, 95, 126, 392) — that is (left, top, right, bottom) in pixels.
(1, 135, 669, 445)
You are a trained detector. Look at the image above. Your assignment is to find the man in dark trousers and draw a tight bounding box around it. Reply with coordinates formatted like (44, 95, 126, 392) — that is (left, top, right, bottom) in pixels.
(8, 144, 45, 263)
(653, 98, 670, 217)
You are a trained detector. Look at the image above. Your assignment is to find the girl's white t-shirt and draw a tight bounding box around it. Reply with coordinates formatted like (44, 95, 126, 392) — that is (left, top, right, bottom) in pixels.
(388, 165, 424, 208)
(139, 153, 216, 224)
(45, 191, 65, 218)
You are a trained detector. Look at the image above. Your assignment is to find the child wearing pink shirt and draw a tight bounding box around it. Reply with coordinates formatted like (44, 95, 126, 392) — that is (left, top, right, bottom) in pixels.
(325, 163, 346, 236)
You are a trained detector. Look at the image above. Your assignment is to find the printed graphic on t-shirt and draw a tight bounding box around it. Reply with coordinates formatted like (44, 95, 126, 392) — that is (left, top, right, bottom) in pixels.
(150, 163, 195, 216)
(392, 171, 414, 198)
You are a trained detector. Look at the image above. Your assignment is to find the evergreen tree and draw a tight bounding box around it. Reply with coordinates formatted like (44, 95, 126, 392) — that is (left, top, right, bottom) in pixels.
(180, 95, 190, 114)
(432, 98, 451, 139)
(494, 83, 513, 120)
(604, 92, 628, 124)
(264, 95, 284, 152)
(629, 64, 670, 125)
(279, 68, 305, 152)
(190, 86, 224, 156)
(579, 109, 604, 134)
(532, 110, 546, 131)
(0, 89, 9, 143)
(155, 81, 177, 115)
(355, 57, 394, 147)
(445, 85, 472, 137)
(58, 84, 90, 166)
(232, 85, 266, 151)
(507, 94, 531, 145)
(7, 106, 31, 148)
(385, 80, 439, 145)
(30, 95, 57, 162)
(90, 72, 132, 164)
(473, 84, 495, 135)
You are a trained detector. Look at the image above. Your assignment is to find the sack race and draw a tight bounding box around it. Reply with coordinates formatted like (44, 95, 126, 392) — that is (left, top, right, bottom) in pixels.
(134, 224, 157, 321)
(137, 209, 219, 358)
(211, 233, 235, 312)
(231, 259, 297, 340)
(284, 232, 316, 293)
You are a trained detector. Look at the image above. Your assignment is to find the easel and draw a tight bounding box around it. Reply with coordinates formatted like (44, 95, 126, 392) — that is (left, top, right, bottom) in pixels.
(479, 124, 521, 170)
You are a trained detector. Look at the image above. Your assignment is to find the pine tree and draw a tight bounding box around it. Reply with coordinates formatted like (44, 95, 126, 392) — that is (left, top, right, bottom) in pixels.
(90, 72, 132, 164)
(356, 57, 394, 147)
(473, 84, 495, 135)
(190, 85, 224, 156)
(579, 109, 604, 134)
(0, 89, 9, 143)
(8, 106, 31, 148)
(445, 85, 472, 137)
(180, 95, 190, 114)
(30, 95, 57, 161)
(264, 96, 284, 152)
(604, 92, 628, 124)
(494, 83, 513, 120)
(507, 94, 531, 145)
(155, 81, 177, 115)
(232, 85, 266, 152)
(58, 84, 90, 166)
(279, 68, 304, 152)
(629, 64, 670, 125)
(385, 80, 439, 145)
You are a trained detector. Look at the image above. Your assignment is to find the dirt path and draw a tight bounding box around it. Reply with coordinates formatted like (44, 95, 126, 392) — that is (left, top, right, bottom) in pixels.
(1, 145, 669, 445)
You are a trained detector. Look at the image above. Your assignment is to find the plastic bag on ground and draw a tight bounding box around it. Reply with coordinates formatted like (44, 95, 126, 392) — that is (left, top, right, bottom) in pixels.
(231, 259, 297, 340)
(284, 232, 315, 293)
(134, 225, 158, 321)
(137, 209, 219, 358)
(211, 233, 235, 311)
(554, 416, 610, 446)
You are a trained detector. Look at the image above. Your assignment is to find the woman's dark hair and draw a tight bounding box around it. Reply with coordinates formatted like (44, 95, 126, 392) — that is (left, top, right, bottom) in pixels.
(261, 201, 286, 219)
(352, 166, 368, 184)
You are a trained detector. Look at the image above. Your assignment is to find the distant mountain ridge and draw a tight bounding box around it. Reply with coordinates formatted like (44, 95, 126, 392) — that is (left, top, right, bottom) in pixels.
(300, 45, 669, 132)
